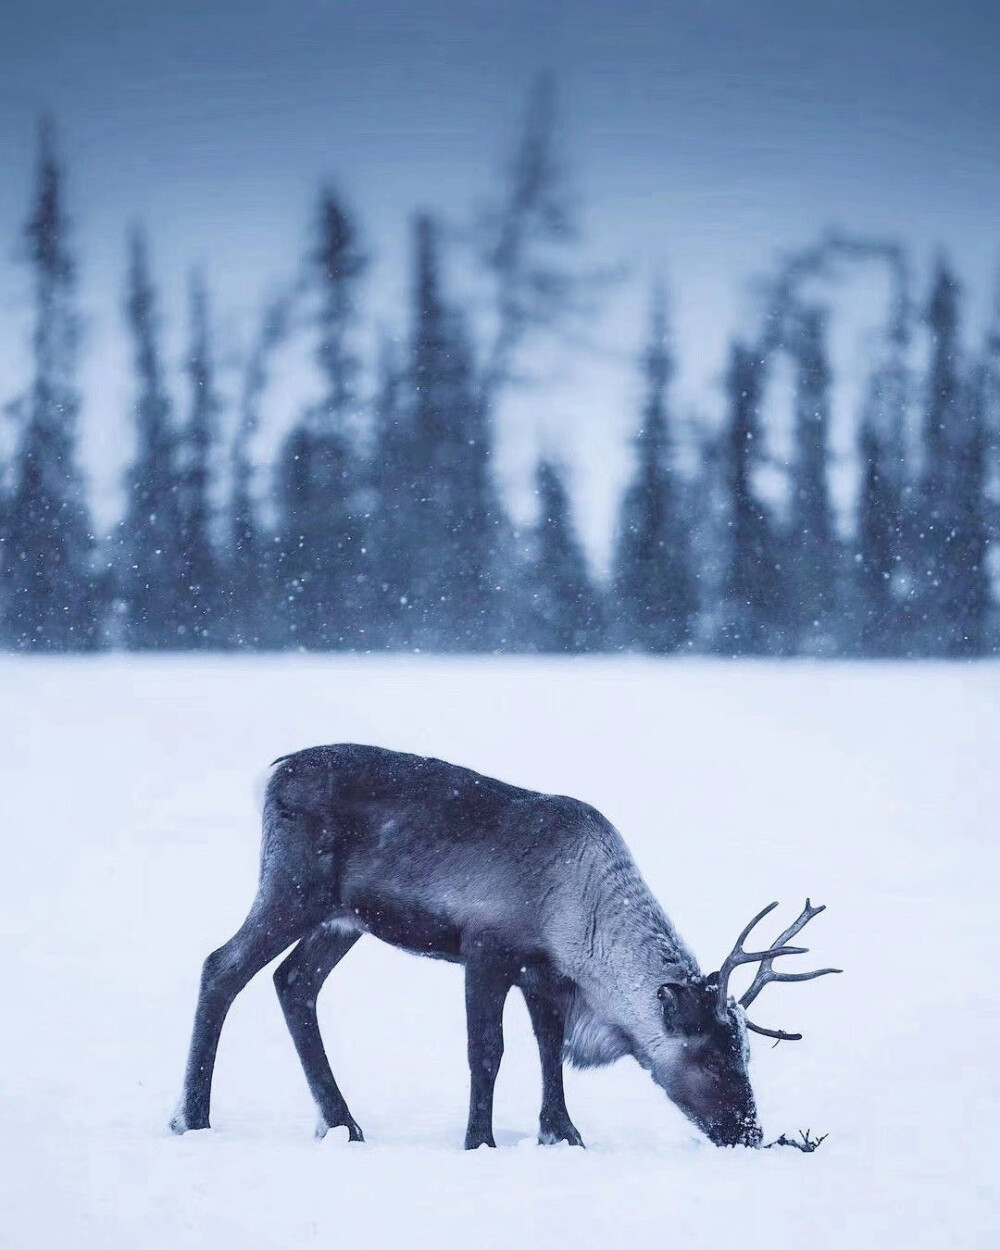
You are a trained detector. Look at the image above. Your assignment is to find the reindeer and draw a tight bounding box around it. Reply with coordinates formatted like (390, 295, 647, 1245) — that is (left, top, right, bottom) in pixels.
(171, 744, 840, 1148)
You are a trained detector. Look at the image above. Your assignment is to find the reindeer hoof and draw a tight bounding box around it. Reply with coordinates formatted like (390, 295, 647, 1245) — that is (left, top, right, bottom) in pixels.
(539, 1121, 585, 1147)
(316, 1115, 364, 1143)
(464, 1132, 496, 1150)
(169, 1106, 208, 1135)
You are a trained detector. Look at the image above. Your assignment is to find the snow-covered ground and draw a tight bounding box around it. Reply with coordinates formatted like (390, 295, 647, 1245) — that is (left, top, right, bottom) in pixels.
(2, 657, 997, 1248)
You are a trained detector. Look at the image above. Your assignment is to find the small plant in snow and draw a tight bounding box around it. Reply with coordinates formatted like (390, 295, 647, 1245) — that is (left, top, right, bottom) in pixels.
(766, 1129, 828, 1153)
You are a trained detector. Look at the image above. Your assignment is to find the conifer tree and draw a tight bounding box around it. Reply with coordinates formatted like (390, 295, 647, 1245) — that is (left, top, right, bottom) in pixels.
(177, 271, 220, 646)
(918, 260, 960, 654)
(788, 306, 837, 651)
(855, 288, 912, 655)
(611, 289, 694, 652)
(981, 276, 1000, 644)
(0, 120, 99, 650)
(406, 212, 452, 645)
(118, 228, 185, 648)
(720, 343, 784, 653)
(529, 459, 603, 651)
(917, 260, 989, 654)
(948, 367, 990, 655)
(857, 388, 902, 654)
(406, 214, 496, 649)
(275, 191, 367, 649)
(476, 76, 594, 649)
(368, 336, 412, 648)
(228, 289, 293, 649)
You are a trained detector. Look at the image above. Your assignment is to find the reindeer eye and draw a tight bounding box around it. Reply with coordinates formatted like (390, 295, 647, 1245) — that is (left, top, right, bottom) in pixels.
(658, 982, 683, 1006)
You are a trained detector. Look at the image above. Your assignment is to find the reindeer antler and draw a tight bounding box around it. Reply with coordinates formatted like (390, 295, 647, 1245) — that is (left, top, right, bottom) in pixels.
(715, 900, 842, 1042)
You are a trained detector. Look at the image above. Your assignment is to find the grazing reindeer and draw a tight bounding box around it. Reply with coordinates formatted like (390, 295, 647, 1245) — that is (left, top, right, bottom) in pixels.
(171, 745, 840, 1148)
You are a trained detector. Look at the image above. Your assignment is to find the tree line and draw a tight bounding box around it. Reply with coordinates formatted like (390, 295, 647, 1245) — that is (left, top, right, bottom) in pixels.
(0, 99, 997, 657)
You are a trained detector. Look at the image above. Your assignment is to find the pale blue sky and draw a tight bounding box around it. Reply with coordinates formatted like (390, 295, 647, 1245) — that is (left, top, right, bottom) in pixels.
(0, 0, 997, 561)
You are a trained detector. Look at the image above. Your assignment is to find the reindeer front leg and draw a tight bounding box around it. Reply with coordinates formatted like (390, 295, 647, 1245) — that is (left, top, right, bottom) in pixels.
(463, 957, 513, 1149)
(521, 982, 584, 1146)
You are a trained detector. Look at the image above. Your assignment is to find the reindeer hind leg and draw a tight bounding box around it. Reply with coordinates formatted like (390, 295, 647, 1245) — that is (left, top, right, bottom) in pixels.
(170, 891, 319, 1134)
(273, 921, 364, 1141)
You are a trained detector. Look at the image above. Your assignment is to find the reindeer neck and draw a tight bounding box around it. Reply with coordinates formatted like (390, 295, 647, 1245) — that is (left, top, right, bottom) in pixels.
(547, 825, 700, 997)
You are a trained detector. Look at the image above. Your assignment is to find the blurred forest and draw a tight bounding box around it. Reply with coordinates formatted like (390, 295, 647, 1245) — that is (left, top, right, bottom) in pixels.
(1, 85, 998, 657)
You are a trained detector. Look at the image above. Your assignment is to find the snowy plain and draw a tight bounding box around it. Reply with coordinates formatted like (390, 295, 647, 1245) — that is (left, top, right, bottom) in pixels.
(1, 656, 998, 1249)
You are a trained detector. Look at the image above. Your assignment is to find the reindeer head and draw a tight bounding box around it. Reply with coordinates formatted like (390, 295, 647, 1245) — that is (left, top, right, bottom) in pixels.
(655, 900, 841, 1147)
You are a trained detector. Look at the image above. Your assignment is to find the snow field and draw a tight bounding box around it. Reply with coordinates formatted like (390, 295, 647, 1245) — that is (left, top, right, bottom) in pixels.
(1, 657, 997, 1248)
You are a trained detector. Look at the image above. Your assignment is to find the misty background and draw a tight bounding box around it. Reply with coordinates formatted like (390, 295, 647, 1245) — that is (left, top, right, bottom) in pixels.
(0, 0, 997, 655)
